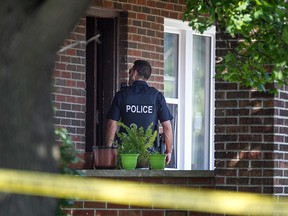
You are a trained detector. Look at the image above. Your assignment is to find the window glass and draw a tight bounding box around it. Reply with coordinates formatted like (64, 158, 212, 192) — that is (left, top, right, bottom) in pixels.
(164, 33, 178, 99)
(191, 35, 211, 170)
(164, 18, 215, 170)
(164, 32, 179, 169)
(166, 104, 178, 169)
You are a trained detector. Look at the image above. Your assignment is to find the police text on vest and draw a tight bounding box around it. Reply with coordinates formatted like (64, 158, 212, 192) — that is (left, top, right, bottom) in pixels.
(126, 105, 153, 113)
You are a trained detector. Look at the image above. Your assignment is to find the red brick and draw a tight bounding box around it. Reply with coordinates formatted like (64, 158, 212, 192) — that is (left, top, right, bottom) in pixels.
(189, 211, 216, 216)
(142, 210, 164, 216)
(164, 178, 188, 185)
(119, 210, 141, 216)
(95, 210, 117, 216)
(84, 201, 106, 208)
(166, 210, 189, 216)
(55, 62, 67, 70)
(239, 151, 262, 159)
(66, 49, 77, 56)
(142, 177, 164, 184)
(107, 203, 129, 209)
(137, 13, 147, 20)
(188, 177, 214, 185)
(120, 177, 142, 182)
(66, 80, 77, 87)
(72, 210, 94, 216)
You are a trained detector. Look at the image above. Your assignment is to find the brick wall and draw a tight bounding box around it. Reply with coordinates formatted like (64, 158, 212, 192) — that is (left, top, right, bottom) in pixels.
(61, 175, 217, 216)
(214, 81, 276, 193)
(53, 17, 87, 152)
(51, 0, 288, 215)
(215, 30, 288, 195)
(274, 86, 288, 195)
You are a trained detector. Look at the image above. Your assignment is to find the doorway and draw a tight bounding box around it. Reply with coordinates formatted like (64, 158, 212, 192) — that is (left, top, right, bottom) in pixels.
(86, 16, 118, 152)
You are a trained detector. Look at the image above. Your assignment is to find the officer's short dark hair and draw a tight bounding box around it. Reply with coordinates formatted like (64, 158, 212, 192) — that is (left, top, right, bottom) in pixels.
(133, 60, 152, 80)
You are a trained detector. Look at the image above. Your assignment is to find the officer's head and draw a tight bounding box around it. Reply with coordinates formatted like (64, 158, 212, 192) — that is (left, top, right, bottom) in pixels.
(129, 60, 152, 85)
(133, 60, 152, 80)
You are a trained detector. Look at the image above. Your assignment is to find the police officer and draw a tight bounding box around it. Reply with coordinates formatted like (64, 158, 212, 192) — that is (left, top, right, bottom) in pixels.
(105, 60, 173, 164)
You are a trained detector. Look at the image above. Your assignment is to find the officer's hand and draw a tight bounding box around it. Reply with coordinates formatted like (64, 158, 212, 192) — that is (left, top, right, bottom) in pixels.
(166, 152, 172, 164)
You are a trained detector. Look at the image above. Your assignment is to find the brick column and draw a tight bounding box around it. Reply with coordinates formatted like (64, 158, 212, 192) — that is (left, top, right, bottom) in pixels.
(273, 86, 288, 195)
(214, 81, 276, 193)
(215, 29, 288, 196)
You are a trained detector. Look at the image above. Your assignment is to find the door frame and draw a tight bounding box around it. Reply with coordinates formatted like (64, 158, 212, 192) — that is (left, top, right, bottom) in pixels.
(85, 8, 120, 151)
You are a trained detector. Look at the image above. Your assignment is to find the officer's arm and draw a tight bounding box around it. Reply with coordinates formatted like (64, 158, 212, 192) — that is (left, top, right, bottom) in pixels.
(105, 119, 118, 147)
(161, 120, 173, 164)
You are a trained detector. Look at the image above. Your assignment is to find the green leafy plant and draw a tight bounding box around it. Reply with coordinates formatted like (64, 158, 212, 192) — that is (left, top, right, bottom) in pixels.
(55, 127, 83, 216)
(149, 148, 161, 155)
(116, 122, 158, 167)
(184, 0, 288, 92)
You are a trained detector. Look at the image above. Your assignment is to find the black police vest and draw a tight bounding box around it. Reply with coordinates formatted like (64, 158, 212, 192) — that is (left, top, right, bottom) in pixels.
(120, 86, 159, 132)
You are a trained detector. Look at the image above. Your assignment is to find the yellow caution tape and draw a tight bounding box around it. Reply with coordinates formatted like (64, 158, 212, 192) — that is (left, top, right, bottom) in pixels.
(0, 168, 287, 215)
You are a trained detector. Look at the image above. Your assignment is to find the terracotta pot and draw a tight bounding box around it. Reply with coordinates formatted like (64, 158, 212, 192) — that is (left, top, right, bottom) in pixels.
(93, 146, 118, 169)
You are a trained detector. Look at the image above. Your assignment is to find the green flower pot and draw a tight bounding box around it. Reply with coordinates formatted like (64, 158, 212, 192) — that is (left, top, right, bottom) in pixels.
(120, 154, 139, 170)
(149, 154, 166, 170)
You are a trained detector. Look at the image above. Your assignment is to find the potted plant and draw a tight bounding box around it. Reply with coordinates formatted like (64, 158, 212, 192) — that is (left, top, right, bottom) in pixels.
(116, 121, 157, 170)
(149, 150, 167, 170)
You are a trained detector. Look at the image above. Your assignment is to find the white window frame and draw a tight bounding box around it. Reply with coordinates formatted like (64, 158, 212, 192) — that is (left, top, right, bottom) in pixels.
(164, 18, 215, 170)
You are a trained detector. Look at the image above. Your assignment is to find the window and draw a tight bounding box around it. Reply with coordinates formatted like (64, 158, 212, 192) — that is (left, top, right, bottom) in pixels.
(164, 18, 215, 170)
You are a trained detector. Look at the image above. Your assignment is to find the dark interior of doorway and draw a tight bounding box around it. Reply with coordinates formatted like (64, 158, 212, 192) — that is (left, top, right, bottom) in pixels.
(86, 16, 117, 152)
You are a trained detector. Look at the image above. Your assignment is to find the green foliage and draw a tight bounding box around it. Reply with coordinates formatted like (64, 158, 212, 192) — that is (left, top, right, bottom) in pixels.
(116, 122, 158, 166)
(55, 128, 82, 175)
(54, 127, 83, 216)
(184, 0, 288, 91)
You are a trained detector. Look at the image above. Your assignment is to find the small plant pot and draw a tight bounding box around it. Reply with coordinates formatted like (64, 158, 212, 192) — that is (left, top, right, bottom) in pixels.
(93, 146, 118, 169)
(149, 154, 166, 170)
(120, 154, 139, 170)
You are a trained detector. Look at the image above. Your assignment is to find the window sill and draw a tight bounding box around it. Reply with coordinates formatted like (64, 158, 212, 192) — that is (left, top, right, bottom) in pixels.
(81, 169, 214, 178)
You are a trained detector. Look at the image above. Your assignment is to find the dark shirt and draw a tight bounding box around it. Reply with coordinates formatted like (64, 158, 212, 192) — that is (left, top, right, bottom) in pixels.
(106, 80, 173, 131)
